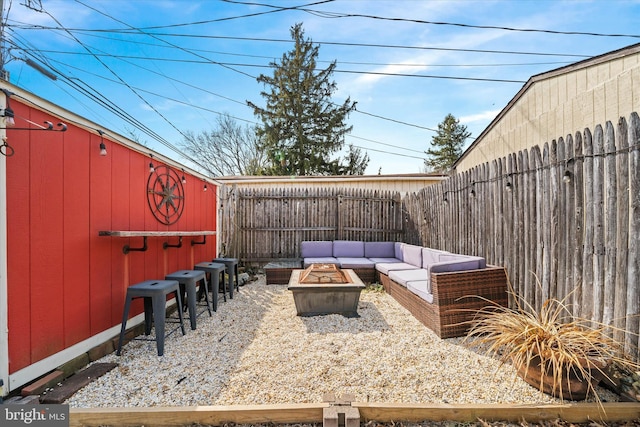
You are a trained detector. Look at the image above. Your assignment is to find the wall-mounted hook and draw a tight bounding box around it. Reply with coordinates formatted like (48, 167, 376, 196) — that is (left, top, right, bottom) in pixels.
(0, 121, 67, 131)
(0, 136, 14, 157)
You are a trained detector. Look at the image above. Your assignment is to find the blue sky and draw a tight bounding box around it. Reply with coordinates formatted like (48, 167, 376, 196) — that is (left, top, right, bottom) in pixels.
(4, 0, 640, 175)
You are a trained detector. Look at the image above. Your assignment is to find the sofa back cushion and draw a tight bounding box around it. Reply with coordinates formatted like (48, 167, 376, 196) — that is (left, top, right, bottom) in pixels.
(422, 248, 450, 267)
(394, 242, 404, 260)
(402, 244, 423, 268)
(432, 254, 486, 273)
(364, 241, 396, 258)
(301, 241, 333, 258)
(333, 240, 365, 257)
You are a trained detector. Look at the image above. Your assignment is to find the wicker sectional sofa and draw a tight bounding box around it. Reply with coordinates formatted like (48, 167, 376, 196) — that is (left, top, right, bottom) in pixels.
(300, 240, 508, 338)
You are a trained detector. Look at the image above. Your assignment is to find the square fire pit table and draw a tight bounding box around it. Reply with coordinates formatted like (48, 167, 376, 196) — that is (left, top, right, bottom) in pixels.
(287, 265, 365, 317)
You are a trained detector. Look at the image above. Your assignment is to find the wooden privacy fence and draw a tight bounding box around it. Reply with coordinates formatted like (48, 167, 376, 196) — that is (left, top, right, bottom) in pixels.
(217, 113, 640, 358)
(404, 112, 640, 358)
(217, 187, 403, 262)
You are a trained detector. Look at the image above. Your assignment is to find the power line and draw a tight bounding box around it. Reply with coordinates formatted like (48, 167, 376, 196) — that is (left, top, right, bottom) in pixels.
(4, 28, 479, 164)
(16, 48, 528, 83)
(224, 0, 640, 39)
(348, 142, 425, 160)
(6, 21, 594, 59)
(23, 46, 574, 69)
(41, 52, 434, 161)
(9, 0, 605, 170)
(29, 0, 638, 41)
(8, 27, 448, 135)
(347, 134, 426, 154)
(336, 69, 525, 83)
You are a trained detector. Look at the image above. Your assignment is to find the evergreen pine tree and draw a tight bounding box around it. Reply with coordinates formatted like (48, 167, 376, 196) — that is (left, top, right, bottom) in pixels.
(247, 23, 368, 176)
(424, 114, 471, 173)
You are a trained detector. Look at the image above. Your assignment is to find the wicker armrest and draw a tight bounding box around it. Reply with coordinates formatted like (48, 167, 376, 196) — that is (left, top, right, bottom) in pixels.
(378, 265, 508, 338)
(431, 265, 508, 305)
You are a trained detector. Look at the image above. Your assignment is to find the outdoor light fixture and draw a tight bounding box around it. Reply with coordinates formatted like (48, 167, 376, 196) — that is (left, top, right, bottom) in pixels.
(98, 130, 107, 156)
(0, 89, 66, 134)
(203, 183, 208, 192)
(181, 168, 186, 184)
(562, 159, 573, 184)
(1, 89, 14, 127)
(149, 154, 155, 173)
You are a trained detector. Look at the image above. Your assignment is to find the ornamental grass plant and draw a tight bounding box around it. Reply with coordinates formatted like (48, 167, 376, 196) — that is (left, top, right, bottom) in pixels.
(465, 283, 640, 402)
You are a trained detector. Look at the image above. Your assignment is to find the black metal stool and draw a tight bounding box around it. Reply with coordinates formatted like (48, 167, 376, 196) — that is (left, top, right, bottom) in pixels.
(165, 270, 211, 330)
(116, 279, 186, 356)
(213, 257, 239, 298)
(194, 261, 227, 310)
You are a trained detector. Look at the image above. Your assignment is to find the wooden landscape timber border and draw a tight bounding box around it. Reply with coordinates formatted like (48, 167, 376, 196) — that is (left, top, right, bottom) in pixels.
(69, 402, 640, 426)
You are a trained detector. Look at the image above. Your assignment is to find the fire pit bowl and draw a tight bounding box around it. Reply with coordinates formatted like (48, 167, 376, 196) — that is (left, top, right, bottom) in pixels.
(288, 264, 365, 317)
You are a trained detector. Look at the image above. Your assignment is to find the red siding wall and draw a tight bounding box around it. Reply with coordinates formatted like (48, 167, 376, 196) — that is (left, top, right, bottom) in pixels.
(6, 99, 217, 373)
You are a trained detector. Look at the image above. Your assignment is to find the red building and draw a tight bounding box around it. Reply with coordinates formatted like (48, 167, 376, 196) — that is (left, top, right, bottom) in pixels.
(0, 83, 218, 395)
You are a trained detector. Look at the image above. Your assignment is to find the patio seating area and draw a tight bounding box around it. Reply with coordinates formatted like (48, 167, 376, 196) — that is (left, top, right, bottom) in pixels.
(298, 240, 508, 338)
(65, 274, 619, 409)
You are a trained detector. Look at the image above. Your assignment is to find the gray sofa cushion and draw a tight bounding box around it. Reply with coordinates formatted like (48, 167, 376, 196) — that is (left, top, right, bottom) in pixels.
(402, 244, 423, 268)
(394, 242, 404, 260)
(429, 254, 486, 274)
(338, 257, 375, 269)
(388, 268, 428, 286)
(375, 262, 420, 275)
(301, 241, 333, 258)
(368, 257, 402, 264)
(364, 241, 396, 258)
(333, 240, 365, 257)
(422, 247, 450, 267)
(407, 281, 434, 303)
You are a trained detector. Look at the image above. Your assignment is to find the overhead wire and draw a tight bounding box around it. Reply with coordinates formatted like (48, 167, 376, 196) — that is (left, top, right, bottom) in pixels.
(222, 0, 640, 39)
(15, 48, 529, 83)
(6, 0, 627, 168)
(31, 0, 638, 41)
(22, 46, 575, 69)
(25, 3, 191, 152)
(9, 32, 428, 161)
(8, 15, 539, 145)
(6, 28, 207, 165)
(8, 13, 453, 152)
(7, 21, 595, 59)
(39, 50, 442, 156)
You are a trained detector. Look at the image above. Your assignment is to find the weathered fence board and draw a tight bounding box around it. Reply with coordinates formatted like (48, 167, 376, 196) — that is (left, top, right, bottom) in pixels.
(627, 112, 640, 356)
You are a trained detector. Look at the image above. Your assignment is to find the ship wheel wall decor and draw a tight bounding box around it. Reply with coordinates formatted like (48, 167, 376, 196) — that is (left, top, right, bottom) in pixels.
(147, 165, 185, 225)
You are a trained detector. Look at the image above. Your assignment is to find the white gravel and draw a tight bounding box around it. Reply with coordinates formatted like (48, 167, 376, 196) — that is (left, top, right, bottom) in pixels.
(65, 274, 614, 408)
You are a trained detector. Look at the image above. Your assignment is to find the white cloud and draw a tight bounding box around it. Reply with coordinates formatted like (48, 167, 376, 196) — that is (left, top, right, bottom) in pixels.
(460, 109, 501, 124)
